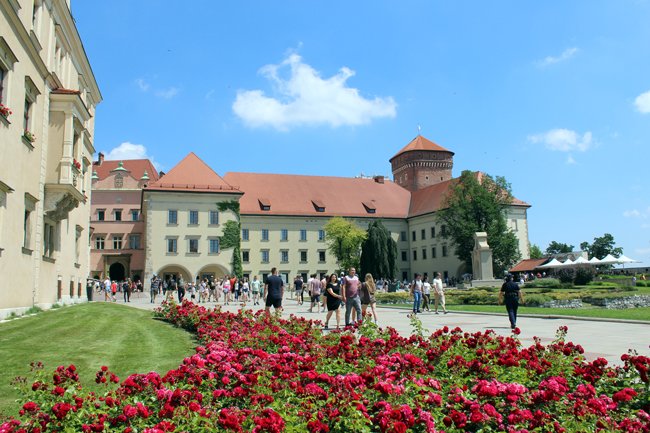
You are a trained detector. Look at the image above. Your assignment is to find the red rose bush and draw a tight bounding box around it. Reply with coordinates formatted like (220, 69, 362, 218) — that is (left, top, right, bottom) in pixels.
(1, 301, 648, 432)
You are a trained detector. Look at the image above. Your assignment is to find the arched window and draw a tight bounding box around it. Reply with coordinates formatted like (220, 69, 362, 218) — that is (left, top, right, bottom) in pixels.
(114, 174, 123, 188)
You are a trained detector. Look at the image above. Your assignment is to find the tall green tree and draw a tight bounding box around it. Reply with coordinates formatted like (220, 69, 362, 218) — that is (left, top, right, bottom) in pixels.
(580, 233, 623, 259)
(437, 170, 521, 276)
(359, 220, 398, 279)
(545, 241, 574, 255)
(324, 217, 367, 271)
(529, 244, 544, 259)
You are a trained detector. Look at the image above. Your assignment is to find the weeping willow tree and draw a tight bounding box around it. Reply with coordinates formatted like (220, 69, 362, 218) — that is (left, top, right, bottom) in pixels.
(359, 220, 398, 280)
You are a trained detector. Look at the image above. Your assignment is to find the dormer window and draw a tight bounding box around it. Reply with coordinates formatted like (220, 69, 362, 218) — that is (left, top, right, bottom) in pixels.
(114, 174, 123, 188)
(258, 198, 271, 211)
(312, 199, 325, 212)
(362, 201, 376, 214)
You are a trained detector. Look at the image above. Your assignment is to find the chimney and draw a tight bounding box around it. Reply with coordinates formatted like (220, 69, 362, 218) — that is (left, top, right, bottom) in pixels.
(373, 175, 385, 184)
(98, 152, 104, 166)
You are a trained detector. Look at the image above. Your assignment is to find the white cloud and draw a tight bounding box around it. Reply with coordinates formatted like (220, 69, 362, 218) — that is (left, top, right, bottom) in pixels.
(528, 128, 593, 152)
(155, 87, 179, 99)
(102, 142, 161, 170)
(135, 78, 150, 92)
(623, 207, 650, 218)
(232, 53, 397, 130)
(635, 247, 650, 254)
(566, 155, 576, 164)
(634, 90, 650, 113)
(537, 47, 579, 67)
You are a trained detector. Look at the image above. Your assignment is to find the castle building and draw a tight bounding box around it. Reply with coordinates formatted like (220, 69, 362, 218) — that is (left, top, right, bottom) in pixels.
(89, 154, 158, 283)
(0, 0, 101, 318)
(141, 136, 530, 285)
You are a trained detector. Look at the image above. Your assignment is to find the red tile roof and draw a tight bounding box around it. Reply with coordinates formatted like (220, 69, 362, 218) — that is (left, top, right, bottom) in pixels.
(390, 135, 454, 162)
(146, 152, 239, 193)
(408, 172, 530, 218)
(224, 172, 411, 218)
(510, 258, 549, 273)
(93, 159, 159, 182)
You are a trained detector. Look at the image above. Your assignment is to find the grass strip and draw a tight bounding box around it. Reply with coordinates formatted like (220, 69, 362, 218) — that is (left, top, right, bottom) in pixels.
(0, 302, 196, 417)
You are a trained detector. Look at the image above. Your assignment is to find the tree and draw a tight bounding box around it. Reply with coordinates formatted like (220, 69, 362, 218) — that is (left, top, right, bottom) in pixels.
(580, 233, 623, 259)
(529, 244, 544, 259)
(359, 220, 398, 280)
(545, 241, 574, 255)
(324, 217, 367, 271)
(437, 170, 521, 276)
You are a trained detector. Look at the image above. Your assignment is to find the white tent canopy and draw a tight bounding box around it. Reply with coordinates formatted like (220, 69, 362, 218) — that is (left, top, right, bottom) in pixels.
(598, 254, 620, 265)
(588, 257, 602, 264)
(573, 256, 589, 265)
(539, 258, 563, 268)
(560, 258, 575, 267)
(616, 255, 640, 264)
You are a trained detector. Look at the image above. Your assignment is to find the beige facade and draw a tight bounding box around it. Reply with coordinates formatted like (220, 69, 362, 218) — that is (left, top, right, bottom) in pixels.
(0, 0, 101, 318)
(142, 191, 242, 284)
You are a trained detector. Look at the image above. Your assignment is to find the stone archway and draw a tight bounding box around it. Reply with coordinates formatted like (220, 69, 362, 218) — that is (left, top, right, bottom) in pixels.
(196, 264, 229, 282)
(156, 265, 192, 286)
(109, 262, 126, 281)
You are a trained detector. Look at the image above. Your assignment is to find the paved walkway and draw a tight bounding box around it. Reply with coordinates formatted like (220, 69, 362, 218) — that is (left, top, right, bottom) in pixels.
(110, 292, 649, 365)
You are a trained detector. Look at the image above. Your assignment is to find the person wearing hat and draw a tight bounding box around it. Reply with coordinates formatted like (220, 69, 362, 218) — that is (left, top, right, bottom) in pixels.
(499, 274, 525, 330)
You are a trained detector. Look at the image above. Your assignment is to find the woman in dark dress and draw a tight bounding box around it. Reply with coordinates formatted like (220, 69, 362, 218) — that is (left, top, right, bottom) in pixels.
(324, 273, 343, 330)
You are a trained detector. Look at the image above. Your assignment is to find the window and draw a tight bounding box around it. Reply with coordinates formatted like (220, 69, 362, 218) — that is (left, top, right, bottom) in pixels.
(318, 250, 326, 262)
(168, 210, 178, 225)
(442, 245, 448, 257)
(97, 209, 105, 221)
(129, 234, 141, 249)
(511, 219, 518, 231)
(114, 210, 122, 221)
(412, 231, 416, 242)
(209, 210, 219, 225)
(189, 210, 199, 225)
(261, 250, 270, 263)
(281, 229, 288, 241)
(94, 236, 105, 250)
(23, 194, 37, 250)
(167, 238, 177, 254)
(24, 98, 32, 132)
(189, 238, 199, 253)
(75, 226, 82, 263)
(432, 247, 436, 258)
(300, 229, 307, 241)
(318, 230, 325, 241)
(114, 174, 123, 188)
(431, 227, 436, 238)
(43, 222, 56, 257)
(209, 238, 220, 254)
(242, 250, 250, 262)
(131, 209, 139, 221)
(412, 250, 417, 261)
(441, 225, 447, 236)
(261, 229, 269, 241)
(400, 231, 407, 242)
(422, 248, 427, 260)
(112, 235, 123, 250)
(300, 250, 308, 262)
(421, 229, 426, 240)
(0, 66, 5, 103)
(401, 250, 407, 261)
(242, 228, 249, 241)
(280, 250, 289, 263)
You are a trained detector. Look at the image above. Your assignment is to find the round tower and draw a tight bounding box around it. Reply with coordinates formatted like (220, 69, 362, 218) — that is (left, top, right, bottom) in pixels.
(390, 135, 454, 192)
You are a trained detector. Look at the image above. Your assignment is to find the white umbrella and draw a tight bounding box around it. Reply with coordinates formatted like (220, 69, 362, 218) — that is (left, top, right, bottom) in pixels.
(539, 258, 563, 268)
(598, 254, 620, 265)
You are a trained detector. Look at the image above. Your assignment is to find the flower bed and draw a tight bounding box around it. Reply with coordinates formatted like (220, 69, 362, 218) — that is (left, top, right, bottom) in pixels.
(2, 301, 649, 432)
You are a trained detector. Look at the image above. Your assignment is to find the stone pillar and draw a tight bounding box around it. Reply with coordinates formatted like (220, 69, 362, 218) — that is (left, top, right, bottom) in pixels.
(470, 232, 502, 287)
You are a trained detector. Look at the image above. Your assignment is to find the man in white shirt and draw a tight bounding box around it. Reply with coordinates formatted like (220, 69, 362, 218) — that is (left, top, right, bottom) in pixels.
(433, 272, 448, 314)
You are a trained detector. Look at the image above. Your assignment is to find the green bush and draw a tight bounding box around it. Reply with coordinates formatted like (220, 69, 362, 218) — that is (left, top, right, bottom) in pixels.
(375, 292, 410, 304)
(524, 294, 552, 307)
(525, 278, 561, 288)
(574, 268, 595, 285)
(556, 269, 575, 284)
(448, 290, 499, 305)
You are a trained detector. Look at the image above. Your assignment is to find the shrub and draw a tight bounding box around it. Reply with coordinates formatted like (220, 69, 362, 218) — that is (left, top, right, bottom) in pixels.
(375, 292, 410, 304)
(525, 278, 561, 288)
(556, 268, 575, 284)
(25, 306, 43, 315)
(524, 294, 553, 307)
(574, 267, 596, 285)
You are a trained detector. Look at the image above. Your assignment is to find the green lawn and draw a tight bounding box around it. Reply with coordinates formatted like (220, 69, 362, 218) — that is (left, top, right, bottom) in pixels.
(0, 303, 196, 417)
(379, 303, 650, 321)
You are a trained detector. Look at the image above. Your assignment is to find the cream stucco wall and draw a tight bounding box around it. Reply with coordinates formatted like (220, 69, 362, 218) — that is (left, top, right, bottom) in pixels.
(142, 191, 242, 285)
(0, 0, 101, 318)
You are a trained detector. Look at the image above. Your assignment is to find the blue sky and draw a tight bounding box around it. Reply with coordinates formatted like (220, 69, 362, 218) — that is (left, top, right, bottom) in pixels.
(73, 1, 650, 266)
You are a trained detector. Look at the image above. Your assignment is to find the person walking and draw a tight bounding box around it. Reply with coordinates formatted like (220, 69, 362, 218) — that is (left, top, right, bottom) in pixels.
(308, 273, 322, 313)
(499, 275, 525, 329)
(110, 280, 117, 302)
(342, 267, 362, 326)
(264, 267, 284, 313)
(177, 279, 185, 303)
(360, 273, 378, 323)
(422, 276, 432, 312)
(222, 276, 231, 305)
(433, 272, 447, 314)
(103, 276, 111, 302)
(294, 275, 304, 305)
(410, 273, 423, 314)
(150, 275, 160, 303)
(251, 275, 261, 305)
(324, 273, 343, 329)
